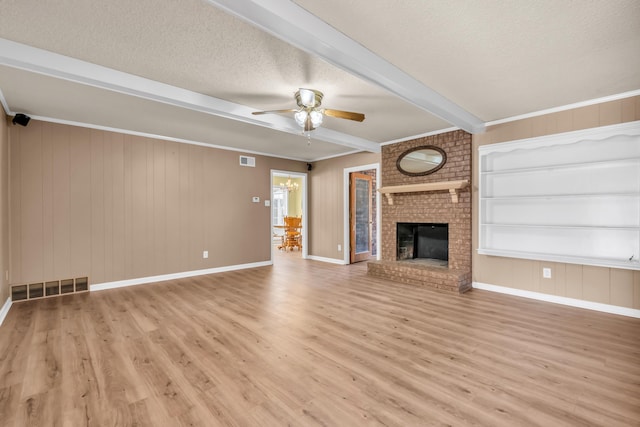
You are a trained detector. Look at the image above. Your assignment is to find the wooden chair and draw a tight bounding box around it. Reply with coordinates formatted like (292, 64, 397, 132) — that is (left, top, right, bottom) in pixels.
(273, 231, 284, 249)
(282, 216, 302, 251)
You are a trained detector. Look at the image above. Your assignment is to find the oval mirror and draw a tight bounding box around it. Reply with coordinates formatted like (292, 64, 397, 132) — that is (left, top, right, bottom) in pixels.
(396, 146, 447, 176)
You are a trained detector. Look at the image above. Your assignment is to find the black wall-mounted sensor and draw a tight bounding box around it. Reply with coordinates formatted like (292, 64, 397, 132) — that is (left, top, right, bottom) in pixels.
(12, 113, 31, 127)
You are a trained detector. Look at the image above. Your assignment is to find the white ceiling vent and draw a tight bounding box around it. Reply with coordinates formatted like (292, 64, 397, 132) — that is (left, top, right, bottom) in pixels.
(239, 155, 255, 167)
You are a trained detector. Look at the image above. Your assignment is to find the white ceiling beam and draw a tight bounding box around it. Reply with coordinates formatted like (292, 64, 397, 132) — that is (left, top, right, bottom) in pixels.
(0, 38, 380, 153)
(206, 0, 485, 134)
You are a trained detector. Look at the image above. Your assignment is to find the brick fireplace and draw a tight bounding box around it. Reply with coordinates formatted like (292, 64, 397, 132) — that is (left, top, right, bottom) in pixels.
(367, 130, 472, 293)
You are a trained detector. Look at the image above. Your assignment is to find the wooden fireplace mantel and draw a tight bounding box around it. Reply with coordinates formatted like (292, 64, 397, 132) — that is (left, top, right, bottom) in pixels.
(378, 179, 469, 204)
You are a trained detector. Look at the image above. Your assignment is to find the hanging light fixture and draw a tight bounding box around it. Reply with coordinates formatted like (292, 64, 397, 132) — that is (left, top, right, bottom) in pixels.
(280, 176, 299, 192)
(309, 110, 323, 127)
(293, 89, 325, 133)
(294, 109, 323, 130)
(252, 88, 365, 137)
(294, 110, 308, 127)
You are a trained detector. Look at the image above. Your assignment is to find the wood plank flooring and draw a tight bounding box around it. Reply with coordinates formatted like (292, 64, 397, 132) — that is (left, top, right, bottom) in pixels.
(1, 251, 639, 426)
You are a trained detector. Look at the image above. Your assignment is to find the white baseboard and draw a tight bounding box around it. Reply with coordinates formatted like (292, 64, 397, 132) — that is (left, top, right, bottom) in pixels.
(0, 297, 12, 327)
(473, 282, 640, 319)
(91, 261, 273, 292)
(306, 255, 348, 265)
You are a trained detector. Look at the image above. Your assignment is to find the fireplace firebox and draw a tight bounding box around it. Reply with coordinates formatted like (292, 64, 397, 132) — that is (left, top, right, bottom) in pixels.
(397, 223, 448, 265)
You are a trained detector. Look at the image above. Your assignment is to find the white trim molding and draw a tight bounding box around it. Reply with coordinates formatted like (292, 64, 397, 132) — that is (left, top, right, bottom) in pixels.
(381, 126, 460, 146)
(306, 255, 348, 265)
(19, 114, 312, 162)
(91, 261, 272, 292)
(205, 1, 484, 134)
(270, 169, 308, 261)
(0, 38, 379, 154)
(0, 297, 12, 327)
(478, 120, 640, 155)
(343, 163, 382, 265)
(473, 282, 640, 319)
(486, 89, 640, 127)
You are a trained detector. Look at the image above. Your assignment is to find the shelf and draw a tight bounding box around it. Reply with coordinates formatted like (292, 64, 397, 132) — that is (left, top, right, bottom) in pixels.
(482, 156, 640, 175)
(481, 223, 640, 231)
(480, 192, 640, 201)
(378, 179, 469, 204)
(477, 248, 640, 271)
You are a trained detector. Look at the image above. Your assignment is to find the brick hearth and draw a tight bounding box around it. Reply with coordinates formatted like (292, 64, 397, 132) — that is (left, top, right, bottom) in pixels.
(367, 130, 472, 294)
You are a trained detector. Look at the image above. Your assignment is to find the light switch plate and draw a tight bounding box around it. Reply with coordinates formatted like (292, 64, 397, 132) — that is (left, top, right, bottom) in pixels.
(252, 196, 260, 203)
(264, 200, 270, 207)
(543, 267, 552, 278)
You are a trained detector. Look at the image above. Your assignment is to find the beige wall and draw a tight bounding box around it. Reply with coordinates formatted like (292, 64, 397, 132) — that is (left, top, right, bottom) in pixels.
(309, 152, 379, 260)
(473, 96, 640, 309)
(0, 117, 8, 303)
(9, 120, 306, 286)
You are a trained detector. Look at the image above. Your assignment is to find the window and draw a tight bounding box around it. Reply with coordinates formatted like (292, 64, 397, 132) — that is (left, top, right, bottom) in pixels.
(272, 186, 288, 227)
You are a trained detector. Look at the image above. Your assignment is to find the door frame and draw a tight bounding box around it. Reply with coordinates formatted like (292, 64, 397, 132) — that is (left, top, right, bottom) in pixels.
(349, 172, 373, 263)
(343, 163, 381, 264)
(271, 170, 308, 261)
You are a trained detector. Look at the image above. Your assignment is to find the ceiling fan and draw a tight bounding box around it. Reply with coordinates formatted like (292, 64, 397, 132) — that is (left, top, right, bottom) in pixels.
(252, 88, 365, 132)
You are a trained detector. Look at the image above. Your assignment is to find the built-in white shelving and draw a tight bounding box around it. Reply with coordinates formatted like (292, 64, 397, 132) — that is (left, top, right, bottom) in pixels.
(478, 121, 640, 270)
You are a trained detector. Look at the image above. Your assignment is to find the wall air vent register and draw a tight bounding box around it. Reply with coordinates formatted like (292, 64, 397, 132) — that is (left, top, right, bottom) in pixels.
(239, 155, 256, 167)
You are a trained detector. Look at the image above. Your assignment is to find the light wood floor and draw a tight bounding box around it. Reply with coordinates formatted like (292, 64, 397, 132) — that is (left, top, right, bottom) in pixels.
(1, 251, 639, 426)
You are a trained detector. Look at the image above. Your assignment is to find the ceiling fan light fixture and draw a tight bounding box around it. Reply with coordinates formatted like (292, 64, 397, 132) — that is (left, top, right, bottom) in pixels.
(298, 88, 317, 108)
(254, 88, 363, 134)
(309, 110, 323, 127)
(294, 110, 308, 127)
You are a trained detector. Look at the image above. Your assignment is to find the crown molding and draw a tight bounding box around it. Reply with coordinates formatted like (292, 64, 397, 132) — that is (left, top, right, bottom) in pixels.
(486, 89, 640, 127)
(0, 38, 380, 154)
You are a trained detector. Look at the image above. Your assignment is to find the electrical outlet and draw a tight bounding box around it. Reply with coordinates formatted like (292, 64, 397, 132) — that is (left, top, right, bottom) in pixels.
(338, 244, 342, 252)
(264, 200, 270, 207)
(203, 250, 209, 259)
(4, 270, 7, 281)
(542, 267, 552, 279)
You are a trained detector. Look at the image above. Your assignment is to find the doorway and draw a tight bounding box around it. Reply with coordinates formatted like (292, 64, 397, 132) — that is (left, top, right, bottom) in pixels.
(350, 172, 373, 263)
(343, 164, 380, 264)
(271, 170, 307, 261)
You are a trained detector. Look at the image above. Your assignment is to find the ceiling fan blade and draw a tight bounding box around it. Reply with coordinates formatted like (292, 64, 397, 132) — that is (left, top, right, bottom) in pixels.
(252, 109, 298, 116)
(323, 109, 365, 122)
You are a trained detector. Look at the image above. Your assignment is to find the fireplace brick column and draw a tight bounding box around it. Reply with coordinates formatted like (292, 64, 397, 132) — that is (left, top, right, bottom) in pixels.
(368, 130, 472, 294)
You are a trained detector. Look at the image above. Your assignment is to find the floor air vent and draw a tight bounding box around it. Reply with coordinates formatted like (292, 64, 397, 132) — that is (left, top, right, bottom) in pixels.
(11, 277, 89, 302)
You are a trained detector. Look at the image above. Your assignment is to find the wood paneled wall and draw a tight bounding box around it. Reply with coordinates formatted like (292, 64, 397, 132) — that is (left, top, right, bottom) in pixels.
(0, 117, 8, 303)
(309, 152, 379, 260)
(473, 96, 640, 309)
(9, 121, 306, 286)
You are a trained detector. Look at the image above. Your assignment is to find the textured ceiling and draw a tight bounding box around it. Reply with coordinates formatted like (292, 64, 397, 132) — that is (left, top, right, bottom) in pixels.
(0, 0, 638, 161)
(295, 0, 640, 119)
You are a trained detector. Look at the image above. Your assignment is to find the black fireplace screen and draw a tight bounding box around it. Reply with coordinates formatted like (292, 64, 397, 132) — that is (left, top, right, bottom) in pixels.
(397, 223, 448, 261)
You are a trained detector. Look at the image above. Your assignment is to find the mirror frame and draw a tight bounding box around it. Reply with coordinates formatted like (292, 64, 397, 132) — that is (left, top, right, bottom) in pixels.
(396, 145, 447, 176)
